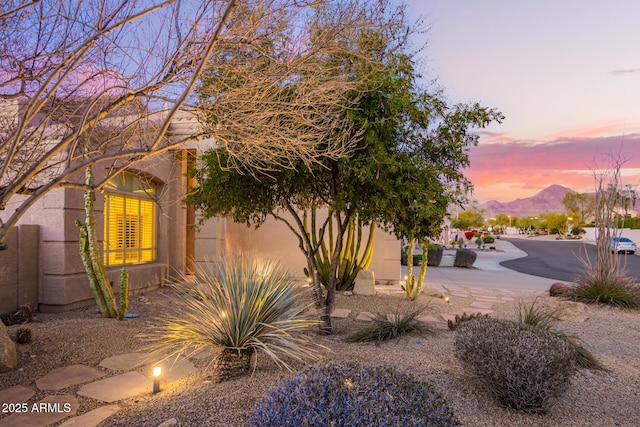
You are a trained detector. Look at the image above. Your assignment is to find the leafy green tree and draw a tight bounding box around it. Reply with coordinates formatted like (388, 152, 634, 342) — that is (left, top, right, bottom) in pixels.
(562, 192, 596, 226)
(541, 213, 567, 235)
(188, 2, 502, 332)
(451, 209, 485, 230)
(515, 215, 540, 234)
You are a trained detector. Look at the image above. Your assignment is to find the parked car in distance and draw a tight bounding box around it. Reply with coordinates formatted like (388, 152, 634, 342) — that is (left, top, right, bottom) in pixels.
(611, 237, 637, 254)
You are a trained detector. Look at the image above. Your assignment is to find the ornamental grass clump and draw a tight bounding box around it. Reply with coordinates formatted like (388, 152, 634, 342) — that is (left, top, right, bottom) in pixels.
(345, 305, 433, 343)
(570, 268, 640, 309)
(248, 361, 461, 427)
(455, 317, 575, 413)
(146, 257, 323, 382)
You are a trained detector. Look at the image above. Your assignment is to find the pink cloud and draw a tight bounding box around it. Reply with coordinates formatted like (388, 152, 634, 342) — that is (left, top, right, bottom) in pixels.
(466, 133, 640, 203)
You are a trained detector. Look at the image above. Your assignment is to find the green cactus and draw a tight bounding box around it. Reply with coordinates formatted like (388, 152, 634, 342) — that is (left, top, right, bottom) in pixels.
(118, 268, 129, 320)
(75, 166, 129, 319)
(402, 237, 428, 300)
(447, 312, 491, 331)
(303, 208, 375, 291)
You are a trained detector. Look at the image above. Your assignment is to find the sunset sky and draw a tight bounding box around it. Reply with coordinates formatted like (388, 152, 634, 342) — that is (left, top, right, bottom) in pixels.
(406, 1, 640, 203)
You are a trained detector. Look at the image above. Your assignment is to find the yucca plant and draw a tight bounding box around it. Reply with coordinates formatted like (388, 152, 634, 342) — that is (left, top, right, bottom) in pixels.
(345, 305, 433, 343)
(146, 257, 324, 382)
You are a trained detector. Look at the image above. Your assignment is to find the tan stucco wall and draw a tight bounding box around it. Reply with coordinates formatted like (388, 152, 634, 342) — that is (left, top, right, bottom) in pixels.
(204, 210, 401, 284)
(3, 151, 191, 312)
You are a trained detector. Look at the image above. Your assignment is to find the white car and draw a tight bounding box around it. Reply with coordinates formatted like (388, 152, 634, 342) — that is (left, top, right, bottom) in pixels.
(611, 237, 637, 254)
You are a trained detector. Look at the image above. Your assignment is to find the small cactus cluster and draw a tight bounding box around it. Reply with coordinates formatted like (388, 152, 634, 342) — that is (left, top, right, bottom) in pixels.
(447, 312, 490, 331)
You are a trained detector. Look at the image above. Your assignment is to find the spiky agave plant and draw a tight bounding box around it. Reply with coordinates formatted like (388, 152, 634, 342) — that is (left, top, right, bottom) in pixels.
(147, 257, 324, 382)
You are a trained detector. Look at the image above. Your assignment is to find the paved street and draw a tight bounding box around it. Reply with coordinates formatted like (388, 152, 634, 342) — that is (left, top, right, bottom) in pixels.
(502, 238, 640, 282)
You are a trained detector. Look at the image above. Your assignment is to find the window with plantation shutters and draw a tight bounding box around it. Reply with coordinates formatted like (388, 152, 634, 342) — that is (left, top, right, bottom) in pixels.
(103, 172, 157, 266)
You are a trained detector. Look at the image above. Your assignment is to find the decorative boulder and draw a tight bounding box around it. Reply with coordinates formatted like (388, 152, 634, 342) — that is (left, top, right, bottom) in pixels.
(549, 282, 569, 297)
(353, 270, 375, 296)
(427, 247, 444, 267)
(454, 249, 477, 268)
(543, 300, 589, 322)
(0, 322, 18, 372)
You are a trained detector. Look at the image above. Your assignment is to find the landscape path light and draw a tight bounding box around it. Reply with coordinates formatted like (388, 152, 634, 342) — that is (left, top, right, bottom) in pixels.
(153, 366, 161, 394)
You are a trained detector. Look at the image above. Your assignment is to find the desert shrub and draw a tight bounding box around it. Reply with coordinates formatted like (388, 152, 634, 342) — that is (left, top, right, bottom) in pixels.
(570, 226, 585, 236)
(454, 249, 477, 268)
(346, 306, 432, 343)
(15, 326, 32, 344)
(571, 269, 640, 309)
(516, 299, 606, 371)
(482, 236, 495, 244)
(455, 317, 574, 413)
(248, 361, 461, 427)
(0, 306, 33, 326)
(146, 257, 323, 381)
(447, 312, 490, 331)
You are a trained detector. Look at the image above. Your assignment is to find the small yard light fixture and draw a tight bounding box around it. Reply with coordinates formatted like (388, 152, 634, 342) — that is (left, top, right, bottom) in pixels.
(153, 366, 161, 394)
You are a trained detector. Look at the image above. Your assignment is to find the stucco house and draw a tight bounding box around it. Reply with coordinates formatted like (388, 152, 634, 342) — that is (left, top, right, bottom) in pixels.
(0, 116, 401, 314)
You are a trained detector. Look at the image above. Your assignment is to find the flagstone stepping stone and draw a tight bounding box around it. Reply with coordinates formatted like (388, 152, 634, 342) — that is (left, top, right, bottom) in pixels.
(153, 356, 197, 383)
(469, 301, 495, 310)
(416, 315, 440, 324)
(100, 352, 152, 371)
(473, 297, 507, 304)
(59, 404, 120, 427)
(36, 364, 106, 390)
(0, 394, 78, 427)
(469, 289, 500, 297)
(330, 308, 351, 319)
(78, 371, 151, 403)
(355, 312, 375, 322)
(0, 385, 35, 405)
(449, 292, 471, 298)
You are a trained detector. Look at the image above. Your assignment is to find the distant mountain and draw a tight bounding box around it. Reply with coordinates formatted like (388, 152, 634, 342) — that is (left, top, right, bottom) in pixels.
(480, 184, 574, 217)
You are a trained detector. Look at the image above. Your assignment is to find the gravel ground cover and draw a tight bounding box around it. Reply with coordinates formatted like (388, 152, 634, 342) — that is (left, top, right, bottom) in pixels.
(1, 286, 639, 427)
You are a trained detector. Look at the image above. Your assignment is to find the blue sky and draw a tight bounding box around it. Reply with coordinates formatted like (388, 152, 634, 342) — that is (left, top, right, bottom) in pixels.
(404, 1, 640, 203)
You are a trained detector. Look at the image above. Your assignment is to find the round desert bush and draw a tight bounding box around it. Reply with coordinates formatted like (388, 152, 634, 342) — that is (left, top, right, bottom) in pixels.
(455, 318, 574, 413)
(248, 361, 461, 427)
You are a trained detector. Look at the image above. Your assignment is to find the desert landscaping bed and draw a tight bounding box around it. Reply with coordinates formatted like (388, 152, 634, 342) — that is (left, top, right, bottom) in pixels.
(1, 286, 639, 426)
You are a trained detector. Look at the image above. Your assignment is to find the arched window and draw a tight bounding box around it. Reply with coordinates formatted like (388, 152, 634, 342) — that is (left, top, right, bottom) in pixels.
(103, 172, 157, 266)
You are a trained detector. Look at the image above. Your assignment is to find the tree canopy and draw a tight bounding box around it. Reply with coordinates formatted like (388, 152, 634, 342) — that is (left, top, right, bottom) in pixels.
(188, 1, 502, 332)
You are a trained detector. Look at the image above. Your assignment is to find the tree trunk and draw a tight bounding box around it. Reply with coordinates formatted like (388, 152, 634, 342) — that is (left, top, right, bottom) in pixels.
(212, 348, 254, 383)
